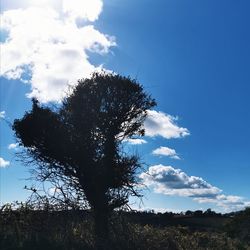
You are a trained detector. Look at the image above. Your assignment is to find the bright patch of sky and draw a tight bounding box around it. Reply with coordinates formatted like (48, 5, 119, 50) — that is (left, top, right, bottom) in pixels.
(1, 0, 250, 213)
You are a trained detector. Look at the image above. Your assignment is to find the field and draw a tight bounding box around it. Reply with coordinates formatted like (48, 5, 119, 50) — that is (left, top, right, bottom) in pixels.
(1, 204, 249, 250)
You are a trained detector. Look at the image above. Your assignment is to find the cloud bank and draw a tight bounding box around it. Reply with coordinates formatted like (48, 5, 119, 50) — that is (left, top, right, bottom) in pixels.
(0, 0, 115, 103)
(140, 165, 250, 211)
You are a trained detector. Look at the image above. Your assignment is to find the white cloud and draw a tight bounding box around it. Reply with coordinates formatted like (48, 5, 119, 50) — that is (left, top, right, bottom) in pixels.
(62, 0, 103, 22)
(0, 157, 10, 168)
(194, 194, 250, 212)
(1, 0, 60, 11)
(124, 138, 147, 145)
(0, 111, 5, 119)
(8, 143, 18, 150)
(140, 165, 221, 198)
(144, 110, 190, 139)
(0, 0, 115, 103)
(130, 205, 182, 214)
(152, 146, 180, 159)
(140, 164, 250, 211)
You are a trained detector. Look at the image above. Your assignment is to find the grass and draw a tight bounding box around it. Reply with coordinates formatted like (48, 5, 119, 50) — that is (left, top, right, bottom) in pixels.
(0, 204, 249, 250)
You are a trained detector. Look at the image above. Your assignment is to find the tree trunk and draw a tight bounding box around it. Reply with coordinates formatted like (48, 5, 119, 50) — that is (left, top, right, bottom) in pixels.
(94, 207, 110, 250)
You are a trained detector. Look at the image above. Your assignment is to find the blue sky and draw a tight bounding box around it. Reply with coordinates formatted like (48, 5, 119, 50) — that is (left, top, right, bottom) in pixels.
(0, 0, 250, 212)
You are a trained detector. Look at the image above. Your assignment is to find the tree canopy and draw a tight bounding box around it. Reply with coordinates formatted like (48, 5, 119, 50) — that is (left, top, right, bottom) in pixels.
(13, 72, 156, 248)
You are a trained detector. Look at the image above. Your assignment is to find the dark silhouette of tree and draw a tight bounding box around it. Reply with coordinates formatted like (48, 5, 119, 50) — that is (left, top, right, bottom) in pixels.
(193, 210, 203, 217)
(13, 72, 156, 249)
(185, 210, 193, 216)
(204, 208, 217, 217)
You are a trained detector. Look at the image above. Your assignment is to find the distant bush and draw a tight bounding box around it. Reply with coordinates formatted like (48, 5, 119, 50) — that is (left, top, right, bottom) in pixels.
(0, 202, 94, 250)
(225, 207, 250, 245)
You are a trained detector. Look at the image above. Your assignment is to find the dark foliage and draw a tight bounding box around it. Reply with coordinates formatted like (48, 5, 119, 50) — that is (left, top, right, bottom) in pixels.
(1, 203, 249, 250)
(225, 207, 250, 245)
(12, 72, 156, 248)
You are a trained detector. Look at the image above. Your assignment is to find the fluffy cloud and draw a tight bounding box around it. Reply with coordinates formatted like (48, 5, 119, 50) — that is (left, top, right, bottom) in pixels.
(0, 157, 10, 168)
(140, 165, 250, 211)
(62, 0, 103, 22)
(124, 138, 147, 145)
(140, 165, 221, 198)
(0, 111, 5, 119)
(0, 0, 115, 103)
(8, 143, 18, 150)
(144, 110, 190, 139)
(152, 146, 180, 159)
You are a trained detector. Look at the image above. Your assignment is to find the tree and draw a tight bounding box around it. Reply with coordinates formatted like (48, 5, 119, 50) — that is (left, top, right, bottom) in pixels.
(13, 72, 156, 249)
